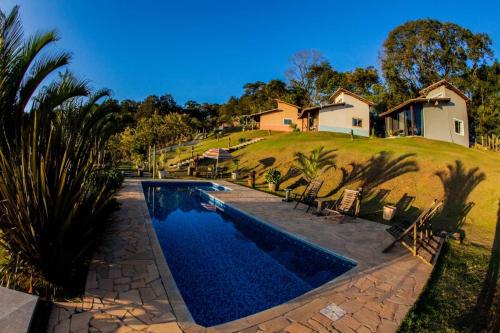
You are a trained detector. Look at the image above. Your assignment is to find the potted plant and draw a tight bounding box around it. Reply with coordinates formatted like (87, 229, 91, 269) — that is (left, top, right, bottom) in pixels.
(383, 205, 397, 221)
(264, 167, 281, 191)
(231, 159, 240, 180)
(247, 170, 256, 188)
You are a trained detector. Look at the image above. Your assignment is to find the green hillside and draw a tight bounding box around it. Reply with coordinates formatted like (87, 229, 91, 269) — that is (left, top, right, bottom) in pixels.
(174, 130, 499, 247)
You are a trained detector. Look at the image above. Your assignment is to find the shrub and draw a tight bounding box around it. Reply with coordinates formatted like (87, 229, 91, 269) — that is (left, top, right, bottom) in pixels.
(289, 123, 300, 132)
(264, 168, 282, 184)
(88, 168, 125, 197)
(232, 159, 240, 171)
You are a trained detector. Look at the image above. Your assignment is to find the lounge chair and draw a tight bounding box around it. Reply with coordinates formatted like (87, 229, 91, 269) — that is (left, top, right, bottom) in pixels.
(293, 179, 324, 213)
(216, 166, 228, 178)
(323, 188, 362, 220)
(385, 198, 443, 241)
(383, 199, 444, 265)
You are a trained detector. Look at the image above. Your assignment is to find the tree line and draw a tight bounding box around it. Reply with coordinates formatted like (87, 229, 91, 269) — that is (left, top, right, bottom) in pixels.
(219, 19, 499, 137)
(109, 18, 499, 165)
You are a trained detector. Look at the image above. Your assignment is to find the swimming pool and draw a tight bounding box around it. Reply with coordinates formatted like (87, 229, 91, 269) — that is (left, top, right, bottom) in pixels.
(142, 181, 356, 327)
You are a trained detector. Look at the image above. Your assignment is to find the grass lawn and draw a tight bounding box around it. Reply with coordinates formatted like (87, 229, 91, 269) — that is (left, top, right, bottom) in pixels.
(166, 130, 268, 164)
(167, 129, 500, 330)
(399, 240, 499, 332)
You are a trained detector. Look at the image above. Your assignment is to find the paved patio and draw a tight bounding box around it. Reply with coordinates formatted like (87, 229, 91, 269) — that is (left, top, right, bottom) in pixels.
(46, 179, 432, 333)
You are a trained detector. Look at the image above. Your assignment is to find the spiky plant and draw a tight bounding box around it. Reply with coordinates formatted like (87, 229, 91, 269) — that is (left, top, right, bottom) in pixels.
(294, 146, 336, 181)
(0, 6, 121, 295)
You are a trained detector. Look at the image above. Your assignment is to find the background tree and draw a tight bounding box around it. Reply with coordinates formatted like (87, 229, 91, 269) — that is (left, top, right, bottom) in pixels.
(381, 19, 493, 102)
(285, 49, 325, 105)
(308, 62, 380, 103)
(157, 93, 181, 115)
(470, 61, 500, 136)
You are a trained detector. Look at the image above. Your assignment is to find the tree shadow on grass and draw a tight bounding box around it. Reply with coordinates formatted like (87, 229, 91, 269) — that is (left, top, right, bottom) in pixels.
(286, 177, 309, 190)
(280, 167, 307, 190)
(360, 189, 391, 220)
(325, 151, 419, 198)
(258, 157, 275, 168)
(473, 199, 500, 332)
(280, 167, 301, 183)
(434, 160, 486, 235)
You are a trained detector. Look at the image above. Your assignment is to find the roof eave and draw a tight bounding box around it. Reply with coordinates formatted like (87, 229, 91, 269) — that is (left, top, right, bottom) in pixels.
(328, 88, 375, 106)
(380, 97, 451, 117)
(419, 80, 471, 102)
(249, 108, 282, 117)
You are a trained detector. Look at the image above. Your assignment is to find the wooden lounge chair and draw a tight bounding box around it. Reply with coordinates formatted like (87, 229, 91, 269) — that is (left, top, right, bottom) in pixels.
(385, 199, 442, 240)
(293, 179, 324, 213)
(383, 199, 444, 266)
(323, 188, 362, 220)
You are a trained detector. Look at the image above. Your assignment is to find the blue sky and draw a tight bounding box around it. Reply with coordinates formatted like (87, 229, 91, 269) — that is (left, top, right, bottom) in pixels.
(2, 1, 499, 105)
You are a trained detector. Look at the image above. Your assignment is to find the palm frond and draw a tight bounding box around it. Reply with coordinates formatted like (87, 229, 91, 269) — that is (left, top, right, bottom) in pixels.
(294, 146, 337, 181)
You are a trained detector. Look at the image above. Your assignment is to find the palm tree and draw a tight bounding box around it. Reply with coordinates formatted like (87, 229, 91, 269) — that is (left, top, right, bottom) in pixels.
(0, 6, 84, 150)
(0, 6, 121, 295)
(294, 146, 336, 181)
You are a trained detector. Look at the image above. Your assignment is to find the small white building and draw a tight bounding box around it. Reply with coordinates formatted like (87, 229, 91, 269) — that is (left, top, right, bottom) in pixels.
(298, 88, 374, 137)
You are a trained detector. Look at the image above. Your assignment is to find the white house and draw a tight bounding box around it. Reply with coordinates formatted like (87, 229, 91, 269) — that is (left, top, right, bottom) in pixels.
(298, 88, 374, 137)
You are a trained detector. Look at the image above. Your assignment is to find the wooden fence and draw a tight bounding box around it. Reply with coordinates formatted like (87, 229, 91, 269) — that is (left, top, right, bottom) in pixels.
(476, 134, 500, 152)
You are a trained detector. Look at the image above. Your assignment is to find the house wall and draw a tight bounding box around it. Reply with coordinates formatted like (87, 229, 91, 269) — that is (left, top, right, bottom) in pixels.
(422, 86, 469, 147)
(259, 101, 300, 132)
(318, 93, 370, 136)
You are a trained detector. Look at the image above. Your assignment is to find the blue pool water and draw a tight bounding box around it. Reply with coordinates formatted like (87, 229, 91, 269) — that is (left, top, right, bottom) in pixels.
(142, 181, 355, 327)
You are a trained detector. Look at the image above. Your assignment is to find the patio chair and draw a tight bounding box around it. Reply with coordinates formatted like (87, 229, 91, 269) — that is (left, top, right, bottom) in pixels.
(216, 166, 228, 178)
(385, 198, 443, 241)
(383, 199, 444, 265)
(206, 166, 214, 178)
(323, 188, 362, 220)
(293, 179, 324, 213)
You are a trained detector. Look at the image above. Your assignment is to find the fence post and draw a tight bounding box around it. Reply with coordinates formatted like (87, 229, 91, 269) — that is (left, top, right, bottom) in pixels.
(413, 224, 417, 256)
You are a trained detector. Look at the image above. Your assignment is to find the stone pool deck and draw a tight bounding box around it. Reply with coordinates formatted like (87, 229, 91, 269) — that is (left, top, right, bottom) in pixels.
(46, 179, 432, 333)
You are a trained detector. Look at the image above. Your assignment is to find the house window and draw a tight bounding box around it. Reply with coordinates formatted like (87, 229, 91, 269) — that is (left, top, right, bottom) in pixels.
(454, 119, 464, 136)
(352, 118, 363, 127)
(283, 118, 292, 125)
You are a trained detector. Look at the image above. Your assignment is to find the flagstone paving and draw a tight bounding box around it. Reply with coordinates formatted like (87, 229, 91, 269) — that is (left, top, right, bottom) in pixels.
(46, 179, 432, 333)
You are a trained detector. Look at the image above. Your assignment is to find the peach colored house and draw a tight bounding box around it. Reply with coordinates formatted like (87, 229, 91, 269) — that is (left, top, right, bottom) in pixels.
(298, 88, 374, 136)
(249, 100, 301, 132)
(380, 80, 470, 147)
